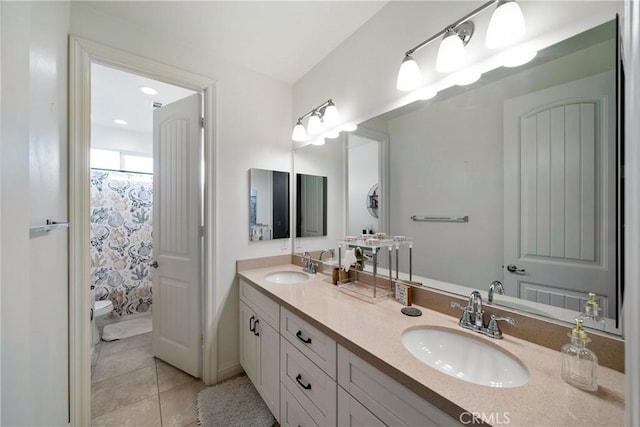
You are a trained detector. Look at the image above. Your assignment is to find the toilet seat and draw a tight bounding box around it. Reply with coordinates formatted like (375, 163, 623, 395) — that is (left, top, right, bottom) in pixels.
(95, 299, 114, 317)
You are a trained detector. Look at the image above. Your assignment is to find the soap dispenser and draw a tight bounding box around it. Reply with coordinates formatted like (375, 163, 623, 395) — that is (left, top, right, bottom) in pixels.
(561, 318, 598, 391)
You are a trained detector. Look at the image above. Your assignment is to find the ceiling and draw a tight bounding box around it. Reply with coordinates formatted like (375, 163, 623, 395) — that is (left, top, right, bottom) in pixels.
(91, 63, 196, 135)
(79, 1, 389, 84)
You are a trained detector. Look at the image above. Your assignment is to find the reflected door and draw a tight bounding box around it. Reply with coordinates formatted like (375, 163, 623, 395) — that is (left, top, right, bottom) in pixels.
(503, 71, 616, 315)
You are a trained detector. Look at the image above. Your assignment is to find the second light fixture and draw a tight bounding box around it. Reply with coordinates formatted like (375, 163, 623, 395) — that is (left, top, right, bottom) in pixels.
(291, 99, 341, 142)
(396, 0, 527, 92)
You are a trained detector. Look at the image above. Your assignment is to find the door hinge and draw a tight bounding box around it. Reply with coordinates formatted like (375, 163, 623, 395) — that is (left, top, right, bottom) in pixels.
(200, 117, 205, 128)
(200, 226, 205, 237)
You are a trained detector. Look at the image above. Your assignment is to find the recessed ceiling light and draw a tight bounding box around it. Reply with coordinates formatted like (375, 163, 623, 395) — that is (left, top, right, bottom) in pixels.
(139, 86, 158, 95)
(113, 119, 128, 125)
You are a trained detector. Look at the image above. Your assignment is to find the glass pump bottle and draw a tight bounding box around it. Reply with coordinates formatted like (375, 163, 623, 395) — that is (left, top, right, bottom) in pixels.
(561, 318, 598, 391)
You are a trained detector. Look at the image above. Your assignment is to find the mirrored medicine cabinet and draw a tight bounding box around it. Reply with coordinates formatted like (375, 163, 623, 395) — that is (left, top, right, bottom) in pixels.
(249, 168, 290, 241)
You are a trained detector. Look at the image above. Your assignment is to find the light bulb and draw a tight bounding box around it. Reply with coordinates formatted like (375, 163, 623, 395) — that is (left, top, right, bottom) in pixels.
(486, 0, 526, 49)
(323, 102, 340, 127)
(396, 55, 423, 91)
(436, 30, 467, 73)
(291, 120, 307, 142)
(306, 113, 324, 135)
(139, 86, 158, 95)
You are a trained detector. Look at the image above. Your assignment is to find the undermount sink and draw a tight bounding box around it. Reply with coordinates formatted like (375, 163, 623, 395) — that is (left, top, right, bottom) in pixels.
(264, 270, 310, 284)
(402, 326, 529, 388)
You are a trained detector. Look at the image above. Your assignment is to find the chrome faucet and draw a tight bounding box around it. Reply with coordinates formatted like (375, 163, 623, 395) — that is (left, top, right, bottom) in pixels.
(469, 291, 484, 328)
(451, 290, 515, 339)
(488, 280, 505, 303)
(302, 252, 317, 274)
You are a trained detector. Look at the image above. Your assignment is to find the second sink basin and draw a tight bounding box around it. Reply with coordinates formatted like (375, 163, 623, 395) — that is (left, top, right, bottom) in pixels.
(402, 326, 529, 388)
(264, 270, 310, 284)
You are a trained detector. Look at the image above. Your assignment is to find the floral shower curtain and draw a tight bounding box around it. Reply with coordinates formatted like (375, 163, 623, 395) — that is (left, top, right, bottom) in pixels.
(90, 169, 153, 318)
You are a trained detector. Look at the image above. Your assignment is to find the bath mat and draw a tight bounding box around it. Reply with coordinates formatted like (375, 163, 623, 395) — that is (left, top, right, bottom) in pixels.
(102, 316, 152, 341)
(196, 375, 275, 427)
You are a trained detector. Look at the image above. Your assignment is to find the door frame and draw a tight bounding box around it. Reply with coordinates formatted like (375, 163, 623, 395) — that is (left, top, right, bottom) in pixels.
(69, 36, 218, 425)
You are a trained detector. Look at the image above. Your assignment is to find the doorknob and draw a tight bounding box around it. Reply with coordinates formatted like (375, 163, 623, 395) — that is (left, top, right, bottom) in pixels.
(150, 261, 159, 268)
(506, 264, 526, 274)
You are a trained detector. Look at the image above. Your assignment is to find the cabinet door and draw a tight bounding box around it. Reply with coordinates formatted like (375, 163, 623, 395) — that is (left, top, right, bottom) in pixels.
(239, 301, 258, 383)
(257, 318, 280, 420)
(337, 387, 385, 427)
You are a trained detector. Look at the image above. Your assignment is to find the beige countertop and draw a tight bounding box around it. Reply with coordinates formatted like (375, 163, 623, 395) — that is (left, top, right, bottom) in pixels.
(238, 263, 625, 427)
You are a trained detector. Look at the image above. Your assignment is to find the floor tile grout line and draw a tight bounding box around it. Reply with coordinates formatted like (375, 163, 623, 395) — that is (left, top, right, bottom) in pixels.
(155, 357, 164, 427)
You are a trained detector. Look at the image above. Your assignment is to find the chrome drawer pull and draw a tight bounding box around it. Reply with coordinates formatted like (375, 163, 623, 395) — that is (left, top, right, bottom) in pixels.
(295, 374, 312, 390)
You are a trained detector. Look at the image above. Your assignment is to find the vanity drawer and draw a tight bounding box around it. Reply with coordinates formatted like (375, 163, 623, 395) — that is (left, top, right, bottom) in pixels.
(240, 279, 279, 329)
(280, 385, 319, 427)
(281, 307, 336, 378)
(281, 337, 337, 426)
(337, 345, 455, 427)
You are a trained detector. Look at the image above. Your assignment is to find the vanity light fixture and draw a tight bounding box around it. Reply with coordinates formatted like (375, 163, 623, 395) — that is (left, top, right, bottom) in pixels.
(291, 99, 349, 142)
(435, 23, 474, 73)
(396, 0, 526, 91)
(485, 0, 526, 49)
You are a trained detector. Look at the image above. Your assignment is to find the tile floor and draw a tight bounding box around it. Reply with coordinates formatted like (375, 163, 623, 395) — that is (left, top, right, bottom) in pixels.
(91, 332, 206, 427)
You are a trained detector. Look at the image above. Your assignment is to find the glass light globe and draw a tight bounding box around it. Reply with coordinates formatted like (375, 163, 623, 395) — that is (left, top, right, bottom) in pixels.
(436, 31, 466, 73)
(291, 121, 307, 142)
(307, 113, 324, 135)
(396, 55, 423, 91)
(323, 103, 340, 127)
(486, 1, 526, 49)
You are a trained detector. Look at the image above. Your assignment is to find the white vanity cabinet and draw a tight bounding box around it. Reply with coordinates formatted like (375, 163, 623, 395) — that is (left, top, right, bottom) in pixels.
(280, 308, 337, 426)
(239, 280, 280, 420)
(337, 345, 456, 426)
(239, 277, 457, 427)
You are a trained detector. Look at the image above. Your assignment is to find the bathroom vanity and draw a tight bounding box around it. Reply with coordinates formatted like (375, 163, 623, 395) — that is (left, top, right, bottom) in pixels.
(237, 260, 624, 426)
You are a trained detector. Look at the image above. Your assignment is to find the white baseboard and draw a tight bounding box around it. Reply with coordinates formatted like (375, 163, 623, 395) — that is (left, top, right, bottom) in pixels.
(217, 362, 244, 383)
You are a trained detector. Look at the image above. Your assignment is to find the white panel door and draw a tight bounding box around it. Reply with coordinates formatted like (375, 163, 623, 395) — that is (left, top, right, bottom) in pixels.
(504, 72, 616, 313)
(152, 93, 202, 377)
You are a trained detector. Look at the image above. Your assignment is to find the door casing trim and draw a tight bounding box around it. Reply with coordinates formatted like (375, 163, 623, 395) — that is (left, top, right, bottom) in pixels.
(68, 35, 218, 425)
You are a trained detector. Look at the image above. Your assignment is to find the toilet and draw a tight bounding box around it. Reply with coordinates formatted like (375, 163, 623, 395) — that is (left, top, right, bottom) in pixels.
(92, 294, 114, 345)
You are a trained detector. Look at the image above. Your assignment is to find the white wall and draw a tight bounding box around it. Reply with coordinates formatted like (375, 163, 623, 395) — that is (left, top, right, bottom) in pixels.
(70, 3, 293, 379)
(92, 124, 152, 156)
(1, 1, 70, 424)
(294, 1, 623, 128)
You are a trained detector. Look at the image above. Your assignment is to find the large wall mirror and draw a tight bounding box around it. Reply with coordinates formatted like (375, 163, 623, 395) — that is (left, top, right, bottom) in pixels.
(249, 168, 290, 241)
(293, 19, 623, 336)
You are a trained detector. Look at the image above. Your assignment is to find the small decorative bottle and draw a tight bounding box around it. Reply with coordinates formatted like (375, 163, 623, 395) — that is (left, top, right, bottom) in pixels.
(579, 292, 606, 330)
(561, 318, 598, 391)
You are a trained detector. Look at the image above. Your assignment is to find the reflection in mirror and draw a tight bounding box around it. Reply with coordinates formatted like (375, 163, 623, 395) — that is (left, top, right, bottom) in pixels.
(249, 168, 289, 241)
(293, 20, 622, 335)
(296, 173, 328, 237)
(347, 133, 382, 234)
